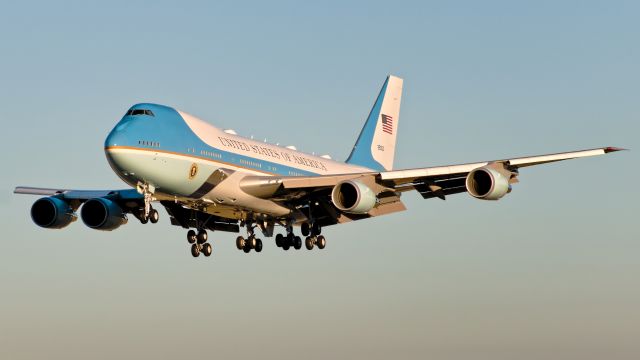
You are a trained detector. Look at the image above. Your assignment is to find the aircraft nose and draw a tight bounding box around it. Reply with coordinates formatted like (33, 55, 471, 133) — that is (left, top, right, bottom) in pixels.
(104, 121, 132, 148)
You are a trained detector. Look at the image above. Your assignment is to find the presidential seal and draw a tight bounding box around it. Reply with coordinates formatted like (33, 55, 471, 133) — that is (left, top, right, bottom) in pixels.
(189, 163, 198, 179)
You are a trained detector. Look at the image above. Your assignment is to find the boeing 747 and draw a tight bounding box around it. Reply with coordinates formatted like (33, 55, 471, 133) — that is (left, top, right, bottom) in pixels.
(14, 76, 623, 258)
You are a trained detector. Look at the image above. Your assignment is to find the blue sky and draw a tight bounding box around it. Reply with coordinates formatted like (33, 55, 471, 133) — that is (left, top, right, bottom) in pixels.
(0, 1, 638, 359)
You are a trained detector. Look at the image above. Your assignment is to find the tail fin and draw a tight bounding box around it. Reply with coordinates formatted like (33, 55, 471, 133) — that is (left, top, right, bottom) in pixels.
(346, 75, 403, 171)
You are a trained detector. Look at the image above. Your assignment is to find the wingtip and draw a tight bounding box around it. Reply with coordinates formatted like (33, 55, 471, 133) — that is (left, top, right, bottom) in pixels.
(604, 146, 628, 153)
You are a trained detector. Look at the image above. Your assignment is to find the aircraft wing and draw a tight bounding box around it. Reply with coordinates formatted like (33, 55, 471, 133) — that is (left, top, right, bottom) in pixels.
(377, 146, 625, 199)
(13, 187, 144, 213)
(14, 187, 143, 200)
(240, 146, 624, 224)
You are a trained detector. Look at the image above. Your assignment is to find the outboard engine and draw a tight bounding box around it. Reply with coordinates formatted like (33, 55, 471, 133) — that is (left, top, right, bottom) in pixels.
(30, 197, 76, 229)
(331, 180, 377, 214)
(465, 166, 511, 200)
(81, 198, 127, 231)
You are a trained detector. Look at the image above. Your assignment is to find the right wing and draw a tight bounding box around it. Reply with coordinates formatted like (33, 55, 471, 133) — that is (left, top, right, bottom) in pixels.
(239, 146, 624, 224)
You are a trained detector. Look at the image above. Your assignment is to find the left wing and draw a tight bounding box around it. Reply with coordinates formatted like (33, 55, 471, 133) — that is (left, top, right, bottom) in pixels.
(14, 187, 143, 201)
(14, 186, 146, 220)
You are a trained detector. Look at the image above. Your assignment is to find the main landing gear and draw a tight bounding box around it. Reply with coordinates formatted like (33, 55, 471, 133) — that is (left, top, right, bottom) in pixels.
(235, 220, 263, 253)
(188, 229, 212, 258)
(275, 222, 326, 251)
(304, 235, 326, 250)
(185, 219, 326, 258)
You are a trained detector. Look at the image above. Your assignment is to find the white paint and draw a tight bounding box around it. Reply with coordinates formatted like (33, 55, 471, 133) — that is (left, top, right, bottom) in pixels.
(370, 75, 403, 171)
(178, 110, 371, 175)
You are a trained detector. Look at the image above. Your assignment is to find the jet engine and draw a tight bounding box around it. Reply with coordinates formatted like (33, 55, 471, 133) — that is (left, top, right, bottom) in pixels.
(30, 197, 76, 229)
(465, 166, 511, 200)
(81, 198, 127, 231)
(331, 180, 377, 214)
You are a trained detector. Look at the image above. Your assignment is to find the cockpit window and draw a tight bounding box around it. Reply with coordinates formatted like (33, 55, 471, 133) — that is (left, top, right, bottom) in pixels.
(125, 109, 155, 117)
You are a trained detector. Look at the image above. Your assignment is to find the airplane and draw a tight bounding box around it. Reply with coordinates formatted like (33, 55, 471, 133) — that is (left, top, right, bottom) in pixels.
(14, 75, 624, 258)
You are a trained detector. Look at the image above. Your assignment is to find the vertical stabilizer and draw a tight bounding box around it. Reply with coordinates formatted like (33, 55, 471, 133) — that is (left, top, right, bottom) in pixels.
(346, 75, 403, 171)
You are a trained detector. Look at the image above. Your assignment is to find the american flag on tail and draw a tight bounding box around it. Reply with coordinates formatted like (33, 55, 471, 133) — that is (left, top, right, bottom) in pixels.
(381, 114, 393, 134)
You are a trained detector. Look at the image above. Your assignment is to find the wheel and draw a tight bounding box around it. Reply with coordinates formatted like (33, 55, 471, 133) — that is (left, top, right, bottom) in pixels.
(149, 208, 159, 223)
(249, 236, 257, 249)
(197, 229, 208, 244)
(312, 223, 321, 236)
(255, 239, 263, 252)
(305, 236, 314, 250)
(275, 233, 283, 247)
(301, 222, 310, 237)
(140, 216, 149, 224)
(187, 230, 197, 244)
(283, 233, 294, 250)
(317, 235, 326, 249)
(191, 244, 200, 257)
(236, 236, 245, 250)
(202, 243, 212, 257)
(243, 244, 251, 253)
(293, 236, 302, 250)
(283, 234, 292, 250)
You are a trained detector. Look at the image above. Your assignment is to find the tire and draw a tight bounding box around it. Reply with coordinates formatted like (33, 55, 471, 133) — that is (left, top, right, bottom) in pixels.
(202, 243, 212, 257)
(236, 236, 245, 250)
(305, 236, 314, 250)
(301, 223, 310, 237)
(140, 216, 149, 224)
(150, 209, 159, 223)
(255, 239, 263, 253)
(317, 235, 326, 249)
(243, 244, 251, 253)
(275, 233, 283, 247)
(249, 236, 257, 249)
(293, 236, 302, 250)
(312, 223, 321, 236)
(191, 244, 200, 257)
(283, 233, 294, 250)
(197, 230, 208, 244)
(187, 230, 196, 244)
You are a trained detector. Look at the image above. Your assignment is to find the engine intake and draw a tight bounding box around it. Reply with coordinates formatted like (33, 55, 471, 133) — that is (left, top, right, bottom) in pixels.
(81, 198, 127, 231)
(30, 197, 76, 229)
(465, 167, 511, 200)
(331, 180, 377, 214)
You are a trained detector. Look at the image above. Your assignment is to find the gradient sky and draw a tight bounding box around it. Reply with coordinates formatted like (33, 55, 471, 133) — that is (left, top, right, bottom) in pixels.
(1, 1, 638, 359)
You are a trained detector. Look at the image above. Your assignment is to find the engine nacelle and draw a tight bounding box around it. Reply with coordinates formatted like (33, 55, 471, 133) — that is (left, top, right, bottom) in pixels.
(30, 197, 76, 229)
(465, 166, 511, 200)
(81, 198, 127, 231)
(331, 180, 377, 214)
